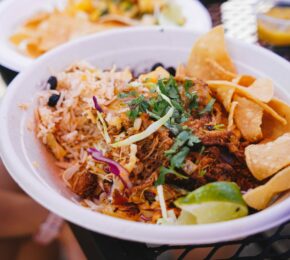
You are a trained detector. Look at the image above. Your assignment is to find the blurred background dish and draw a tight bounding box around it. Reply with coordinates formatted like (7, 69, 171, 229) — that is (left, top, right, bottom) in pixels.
(0, 0, 211, 73)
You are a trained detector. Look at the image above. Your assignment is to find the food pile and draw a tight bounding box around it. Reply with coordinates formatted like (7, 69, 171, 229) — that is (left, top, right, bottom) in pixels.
(35, 27, 290, 225)
(10, 0, 185, 58)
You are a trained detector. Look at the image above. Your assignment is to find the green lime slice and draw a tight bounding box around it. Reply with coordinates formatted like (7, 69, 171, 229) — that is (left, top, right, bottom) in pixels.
(176, 210, 197, 225)
(175, 182, 248, 224)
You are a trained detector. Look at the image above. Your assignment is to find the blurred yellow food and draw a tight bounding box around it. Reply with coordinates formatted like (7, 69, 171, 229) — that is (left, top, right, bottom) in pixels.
(257, 7, 290, 46)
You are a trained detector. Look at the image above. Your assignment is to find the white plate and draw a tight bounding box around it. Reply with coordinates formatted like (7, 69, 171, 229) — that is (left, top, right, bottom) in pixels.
(1, 27, 290, 245)
(0, 0, 211, 72)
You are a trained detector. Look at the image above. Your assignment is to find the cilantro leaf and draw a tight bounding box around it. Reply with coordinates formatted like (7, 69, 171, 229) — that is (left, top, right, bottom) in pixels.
(183, 80, 199, 111)
(213, 124, 225, 130)
(127, 95, 149, 120)
(199, 168, 207, 177)
(165, 131, 200, 158)
(199, 98, 216, 116)
(170, 146, 190, 168)
(165, 131, 191, 157)
(117, 91, 137, 98)
(154, 166, 188, 186)
(187, 134, 201, 147)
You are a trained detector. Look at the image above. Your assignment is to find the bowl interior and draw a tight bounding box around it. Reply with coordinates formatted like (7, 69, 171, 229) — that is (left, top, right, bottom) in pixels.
(1, 28, 290, 245)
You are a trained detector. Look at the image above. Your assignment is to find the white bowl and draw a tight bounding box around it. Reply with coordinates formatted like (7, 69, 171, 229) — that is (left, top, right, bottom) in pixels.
(0, 0, 211, 72)
(1, 27, 290, 245)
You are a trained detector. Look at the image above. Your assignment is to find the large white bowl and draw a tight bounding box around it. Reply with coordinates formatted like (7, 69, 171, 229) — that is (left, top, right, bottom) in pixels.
(0, 0, 211, 72)
(1, 27, 290, 245)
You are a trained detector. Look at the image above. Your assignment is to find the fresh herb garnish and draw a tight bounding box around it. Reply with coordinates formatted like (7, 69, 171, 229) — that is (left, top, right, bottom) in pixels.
(170, 146, 190, 168)
(165, 131, 200, 158)
(199, 168, 207, 177)
(117, 91, 137, 98)
(184, 80, 199, 111)
(154, 166, 188, 186)
(127, 95, 149, 120)
(199, 98, 216, 116)
(213, 124, 225, 130)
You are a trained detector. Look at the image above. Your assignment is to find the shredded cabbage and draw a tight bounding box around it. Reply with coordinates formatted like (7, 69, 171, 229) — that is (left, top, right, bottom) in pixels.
(97, 111, 111, 144)
(157, 185, 168, 221)
(111, 107, 174, 147)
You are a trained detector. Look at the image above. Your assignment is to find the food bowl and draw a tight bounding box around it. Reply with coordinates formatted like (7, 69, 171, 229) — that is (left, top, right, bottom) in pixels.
(0, 0, 211, 72)
(0, 27, 290, 245)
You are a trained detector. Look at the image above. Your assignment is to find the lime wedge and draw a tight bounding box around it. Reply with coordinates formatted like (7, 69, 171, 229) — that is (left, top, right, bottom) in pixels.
(175, 182, 248, 224)
(176, 210, 197, 225)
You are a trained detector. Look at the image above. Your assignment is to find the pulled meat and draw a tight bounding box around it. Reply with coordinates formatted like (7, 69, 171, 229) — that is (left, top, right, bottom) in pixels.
(168, 146, 261, 192)
(132, 114, 173, 182)
(70, 172, 98, 198)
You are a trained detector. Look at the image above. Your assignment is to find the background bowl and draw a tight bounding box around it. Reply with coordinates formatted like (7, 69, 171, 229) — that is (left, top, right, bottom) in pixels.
(0, 0, 211, 72)
(1, 27, 290, 245)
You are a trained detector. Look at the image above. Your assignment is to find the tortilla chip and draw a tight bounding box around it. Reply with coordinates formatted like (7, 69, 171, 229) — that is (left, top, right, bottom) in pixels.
(227, 101, 238, 131)
(245, 133, 290, 180)
(205, 58, 236, 81)
(208, 81, 287, 125)
(98, 15, 139, 26)
(10, 33, 30, 45)
(24, 12, 50, 28)
(139, 66, 170, 82)
(262, 98, 290, 141)
(246, 78, 274, 103)
(175, 64, 186, 80)
(186, 26, 237, 80)
(243, 166, 290, 210)
(234, 96, 263, 142)
(212, 85, 235, 111)
(233, 75, 256, 87)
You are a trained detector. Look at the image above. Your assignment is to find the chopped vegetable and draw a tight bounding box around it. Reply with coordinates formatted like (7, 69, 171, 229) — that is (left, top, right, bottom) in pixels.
(112, 107, 174, 147)
(88, 148, 132, 189)
(93, 96, 103, 113)
(199, 98, 216, 115)
(127, 95, 149, 121)
(96, 112, 111, 144)
(156, 185, 168, 221)
(117, 91, 138, 98)
(165, 130, 200, 157)
(170, 146, 190, 168)
(155, 166, 188, 186)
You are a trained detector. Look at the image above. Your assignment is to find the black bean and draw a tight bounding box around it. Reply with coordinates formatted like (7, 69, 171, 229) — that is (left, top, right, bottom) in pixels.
(151, 62, 164, 71)
(48, 94, 60, 107)
(206, 125, 214, 131)
(47, 76, 58, 90)
(167, 66, 176, 76)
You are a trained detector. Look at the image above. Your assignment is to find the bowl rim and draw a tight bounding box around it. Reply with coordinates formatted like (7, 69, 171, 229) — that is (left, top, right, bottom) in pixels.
(0, 0, 212, 72)
(1, 27, 290, 245)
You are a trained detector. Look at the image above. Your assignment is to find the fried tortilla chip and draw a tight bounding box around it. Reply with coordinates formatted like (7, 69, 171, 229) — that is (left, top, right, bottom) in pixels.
(208, 81, 287, 125)
(262, 98, 290, 141)
(234, 96, 263, 142)
(175, 64, 186, 80)
(212, 85, 235, 111)
(246, 78, 274, 103)
(245, 133, 290, 180)
(232, 75, 256, 87)
(186, 26, 237, 80)
(243, 166, 290, 210)
(139, 66, 170, 82)
(205, 58, 236, 81)
(227, 101, 238, 131)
